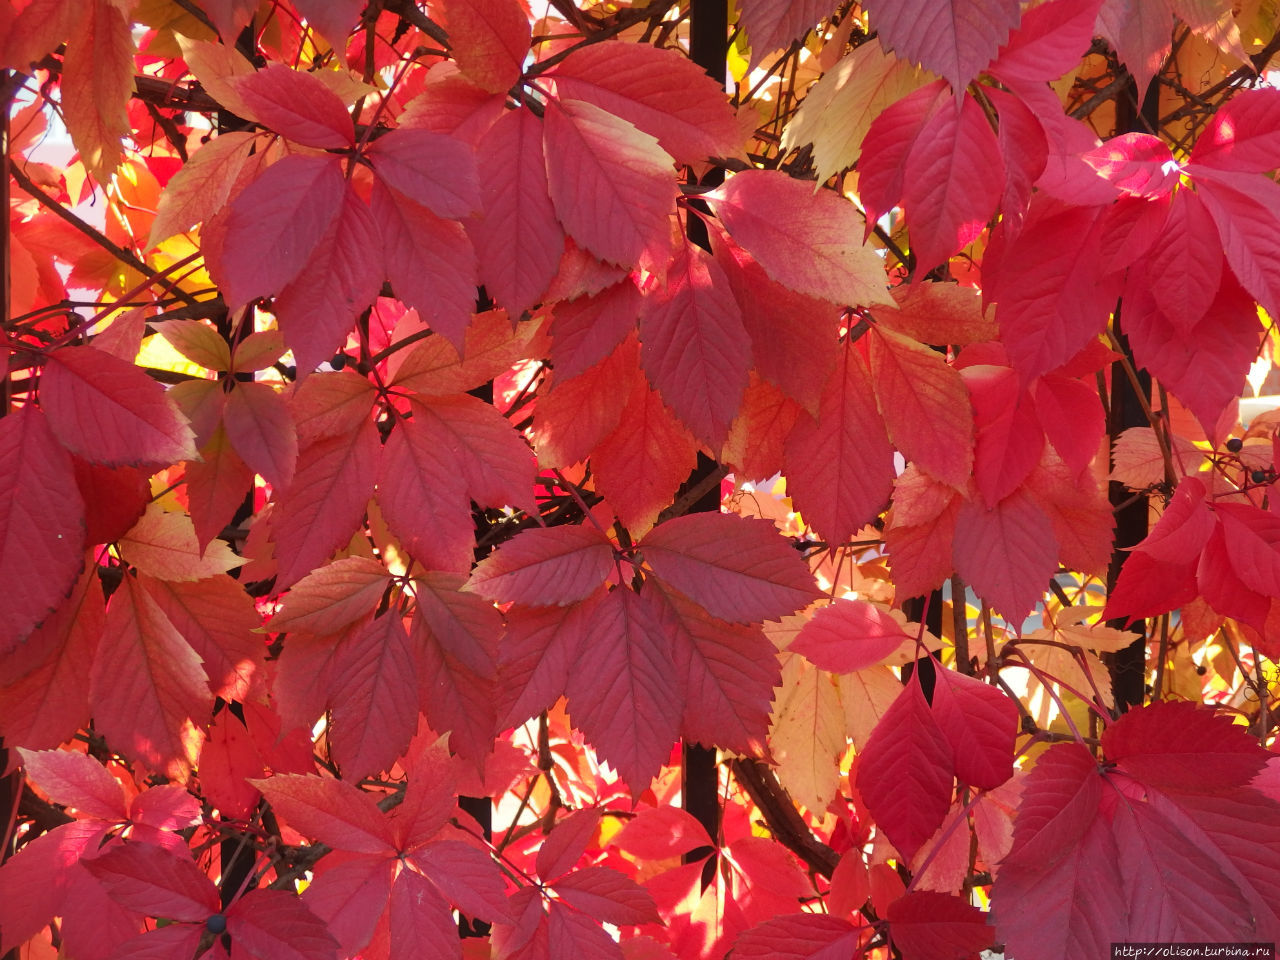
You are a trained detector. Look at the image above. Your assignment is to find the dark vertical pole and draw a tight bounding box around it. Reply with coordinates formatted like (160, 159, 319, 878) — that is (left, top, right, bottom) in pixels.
(1105, 77, 1160, 712)
(682, 0, 728, 885)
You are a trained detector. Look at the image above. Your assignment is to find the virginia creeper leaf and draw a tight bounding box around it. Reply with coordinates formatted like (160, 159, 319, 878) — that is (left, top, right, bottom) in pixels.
(438, 0, 531, 94)
(789, 599, 911, 673)
(863, 0, 1021, 93)
(465, 524, 616, 606)
(230, 64, 355, 148)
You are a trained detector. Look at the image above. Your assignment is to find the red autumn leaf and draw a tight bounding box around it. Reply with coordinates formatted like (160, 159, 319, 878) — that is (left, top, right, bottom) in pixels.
(89, 574, 211, 777)
(1080, 133, 1179, 198)
(222, 381, 297, 487)
(1189, 86, 1280, 173)
(466, 523, 616, 606)
(721, 375, 804, 482)
(533, 336, 638, 468)
(268, 556, 390, 636)
(535, 807, 603, 882)
(553, 866, 661, 926)
(855, 674, 954, 861)
(142, 574, 265, 703)
(328, 611, 421, 779)
(471, 108, 565, 316)
(82, 841, 218, 921)
(886, 891, 995, 960)
(412, 572, 502, 764)
(546, 281, 642, 381)
(644, 583, 779, 754)
(611, 805, 713, 861)
(271, 423, 380, 590)
(366, 128, 481, 220)
(592, 372, 700, 537)
(18, 747, 128, 822)
(542, 98, 675, 270)
(0, 405, 84, 654)
(386, 867, 460, 959)
(863, 0, 1021, 93)
(390, 309, 547, 396)
(438, 0, 531, 94)
(640, 513, 818, 624)
(214, 154, 346, 312)
(731, 913, 861, 959)
(564, 586, 682, 794)
(42, 345, 197, 467)
(272, 186, 384, 377)
(868, 326, 974, 488)
(1100, 699, 1270, 795)
(73, 457, 150, 546)
(1189, 166, 1280, 322)
(705, 169, 892, 307)
(497, 596, 598, 728)
(1143, 189, 1224, 336)
(789, 599, 911, 673)
(370, 179, 478, 350)
(738, 0, 838, 68)
(639, 238, 750, 447)
(0, 820, 112, 954)
(953, 488, 1056, 624)
(785, 340, 896, 545)
(545, 41, 743, 164)
(253, 774, 396, 855)
(230, 64, 355, 148)
(224, 888, 340, 960)
(1031, 373, 1103, 476)
(412, 394, 537, 513)
(60, 0, 132, 180)
(988, 0, 1102, 85)
(929, 669, 1018, 789)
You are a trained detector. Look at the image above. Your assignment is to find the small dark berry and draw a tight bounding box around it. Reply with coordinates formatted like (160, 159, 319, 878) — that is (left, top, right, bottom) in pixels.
(1226, 437, 1243, 453)
(206, 914, 227, 935)
(331, 353, 347, 370)
(1253, 470, 1268, 484)
(1196, 664, 1207, 675)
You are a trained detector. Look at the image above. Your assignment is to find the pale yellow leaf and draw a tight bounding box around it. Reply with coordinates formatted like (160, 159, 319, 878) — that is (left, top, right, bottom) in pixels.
(769, 654, 846, 813)
(119, 502, 246, 581)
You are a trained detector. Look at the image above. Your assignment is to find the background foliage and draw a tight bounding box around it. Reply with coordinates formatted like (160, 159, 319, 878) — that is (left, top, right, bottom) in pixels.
(4, 0, 1280, 957)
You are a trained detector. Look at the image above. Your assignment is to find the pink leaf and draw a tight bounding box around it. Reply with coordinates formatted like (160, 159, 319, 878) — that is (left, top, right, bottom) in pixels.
(953, 488, 1056, 624)
(300, 854, 391, 958)
(542, 98, 675, 270)
(789, 599, 911, 673)
(17, 748, 127, 822)
(0, 821, 110, 954)
(329, 612, 421, 779)
(592, 373, 700, 538)
(230, 64, 354, 148)
(1101, 700, 1269, 794)
(438, 0, 531, 94)
(1031, 374, 1103, 476)
(225, 888, 339, 960)
(42, 345, 197, 466)
(268, 557, 391, 636)
(371, 179, 477, 350)
(410, 394, 536, 513)
(545, 41, 743, 164)
(82, 842, 218, 922)
(387, 866, 460, 960)
(223, 381, 297, 487)
(252, 774, 395, 855)
(289, 0, 364, 47)
(784, 340, 896, 545)
(408, 840, 511, 921)
(855, 675, 954, 861)
(471, 108, 564, 316)
(497, 597, 598, 728)
(271, 423, 380, 590)
(547, 281, 642, 381)
(929, 669, 1018, 789)
(731, 913, 861, 959)
(564, 586, 682, 794)
(869, 326, 974, 488)
(705, 169, 892, 307)
(1081, 133, 1180, 198)
(377, 411, 475, 574)
(1189, 165, 1280, 321)
(273, 186, 384, 376)
(0, 406, 84, 653)
(547, 900, 623, 959)
(215, 154, 346, 312)
(89, 575, 210, 777)
(738, 0, 839, 67)
(644, 583, 779, 755)
(101, 923, 204, 960)
(1190, 87, 1280, 173)
(1144, 188, 1223, 335)
(412, 572, 502, 764)
(640, 513, 819, 624)
(533, 337, 638, 469)
(553, 866, 661, 925)
(988, 0, 1103, 85)
(465, 524, 616, 606)
(886, 891, 995, 960)
(639, 238, 750, 447)
(367, 128, 481, 219)
(143, 574, 265, 703)
(863, 0, 1021, 92)
(536, 807, 603, 882)
(611, 806, 713, 861)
